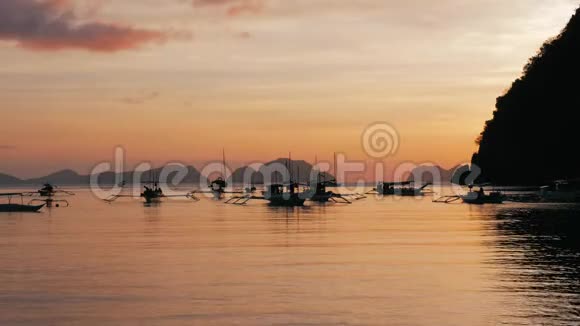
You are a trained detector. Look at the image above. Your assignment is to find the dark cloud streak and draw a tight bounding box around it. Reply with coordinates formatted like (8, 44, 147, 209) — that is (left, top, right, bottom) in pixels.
(119, 91, 160, 105)
(0, 0, 168, 52)
(192, 0, 265, 16)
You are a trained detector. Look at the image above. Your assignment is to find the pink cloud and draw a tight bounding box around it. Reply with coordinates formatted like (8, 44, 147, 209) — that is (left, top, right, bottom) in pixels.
(0, 0, 168, 52)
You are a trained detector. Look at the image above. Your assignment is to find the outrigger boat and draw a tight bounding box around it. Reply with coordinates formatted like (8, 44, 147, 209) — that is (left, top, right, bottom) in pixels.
(106, 170, 198, 204)
(24, 183, 74, 208)
(227, 154, 308, 206)
(264, 182, 307, 206)
(32, 183, 75, 197)
(140, 183, 165, 203)
(209, 177, 228, 199)
(307, 181, 366, 203)
(208, 150, 251, 200)
(368, 181, 432, 197)
(107, 182, 199, 204)
(203, 177, 250, 200)
(209, 150, 229, 199)
(228, 180, 366, 206)
(227, 154, 365, 206)
(434, 184, 504, 204)
(202, 150, 246, 200)
(0, 193, 44, 212)
(540, 179, 580, 203)
(309, 179, 346, 203)
(227, 182, 307, 206)
(461, 185, 504, 204)
(307, 155, 366, 203)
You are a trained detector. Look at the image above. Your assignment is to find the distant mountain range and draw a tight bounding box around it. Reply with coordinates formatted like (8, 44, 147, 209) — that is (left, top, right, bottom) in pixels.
(408, 164, 472, 184)
(0, 159, 333, 186)
(1, 159, 470, 186)
(0, 165, 202, 186)
(230, 158, 334, 184)
(0, 173, 23, 185)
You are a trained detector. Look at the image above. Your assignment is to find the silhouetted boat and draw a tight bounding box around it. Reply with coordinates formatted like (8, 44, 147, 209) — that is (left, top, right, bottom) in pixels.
(105, 171, 199, 204)
(0, 193, 44, 212)
(38, 183, 55, 196)
(306, 153, 366, 203)
(202, 150, 249, 200)
(434, 184, 504, 204)
(309, 180, 335, 202)
(460, 185, 504, 204)
(226, 154, 310, 206)
(263, 183, 306, 207)
(540, 180, 580, 203)
(371, 181, 432, 196)
(33, 183, 75, 197)
(141, 183, 164, 203)
(106, 183, 198, 204)
(207, 149, 229, 199)
(0, 204, 45, 212)
(208, 177, 228, 199)
(24, 184, 74, 207)
(307, 176, 365, 203)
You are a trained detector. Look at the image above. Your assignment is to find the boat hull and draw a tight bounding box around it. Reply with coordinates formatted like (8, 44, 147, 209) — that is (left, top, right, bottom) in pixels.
(309, 191, 334, 203)
(461, 192, 504, 204)
(0, 204, 45, 212)
(379, 189, 424, 196)
(268, 199, 306, 207)
(144, 197, 162, 204)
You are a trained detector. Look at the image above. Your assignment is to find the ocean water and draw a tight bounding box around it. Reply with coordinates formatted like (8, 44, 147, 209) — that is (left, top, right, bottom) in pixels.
(1, 188, 579, 325)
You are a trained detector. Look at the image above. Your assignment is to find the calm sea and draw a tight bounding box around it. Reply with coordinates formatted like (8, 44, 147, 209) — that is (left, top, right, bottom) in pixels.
(1, 187, 579, 325)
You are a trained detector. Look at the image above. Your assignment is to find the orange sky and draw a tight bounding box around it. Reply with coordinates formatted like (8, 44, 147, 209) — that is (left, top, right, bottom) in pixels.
(1, 0, 578, 178)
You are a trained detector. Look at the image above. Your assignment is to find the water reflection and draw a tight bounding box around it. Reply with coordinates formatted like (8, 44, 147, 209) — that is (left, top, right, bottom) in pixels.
(4, 189, 580, 325)
(489, 205, 580, 324)
(265, 205, 318, 220)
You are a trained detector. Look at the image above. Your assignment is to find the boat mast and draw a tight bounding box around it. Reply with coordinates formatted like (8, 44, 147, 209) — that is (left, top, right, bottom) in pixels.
(315, 154, 322, 184)
(222, 148, 227, 180)
(334, 152, 337, 185)
(289, 152, 293, 184)
(297, 163, 300, 185)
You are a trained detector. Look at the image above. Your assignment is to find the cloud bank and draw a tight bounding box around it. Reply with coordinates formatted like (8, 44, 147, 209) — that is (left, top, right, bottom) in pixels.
(0, 0, 167, 52)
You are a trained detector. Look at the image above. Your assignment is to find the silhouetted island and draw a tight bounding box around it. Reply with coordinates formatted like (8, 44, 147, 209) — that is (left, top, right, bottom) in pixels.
(472, 6, 580, 185)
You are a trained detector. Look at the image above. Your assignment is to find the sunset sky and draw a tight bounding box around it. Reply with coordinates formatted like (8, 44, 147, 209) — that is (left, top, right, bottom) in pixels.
(1, 0, 578, 178)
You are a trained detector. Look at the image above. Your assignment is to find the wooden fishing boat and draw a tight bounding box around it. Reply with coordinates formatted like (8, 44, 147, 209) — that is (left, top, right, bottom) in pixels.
(433, 185, 504, 204)
(370, 181, 432, 197)
(0, 193, 44, 212)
